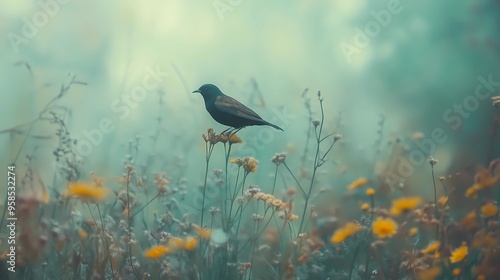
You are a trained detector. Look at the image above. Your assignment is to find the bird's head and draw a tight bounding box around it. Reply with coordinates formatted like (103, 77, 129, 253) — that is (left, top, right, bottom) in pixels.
(192, 84, 222, 97)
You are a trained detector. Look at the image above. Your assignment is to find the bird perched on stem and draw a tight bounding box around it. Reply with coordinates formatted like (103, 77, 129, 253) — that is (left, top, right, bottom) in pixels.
(193, 84, 284, 133)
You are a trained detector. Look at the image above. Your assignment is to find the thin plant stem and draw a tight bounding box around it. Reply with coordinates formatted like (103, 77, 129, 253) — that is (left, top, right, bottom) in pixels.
(201, 142, 215, 228)
(362, 196, 375, 280)
(271, 165, 279, 195)
(130, 193, 159, 218)
(431, 164, 439, 237)
(283, 163, 306, 198)
(124, 169, 139, 279)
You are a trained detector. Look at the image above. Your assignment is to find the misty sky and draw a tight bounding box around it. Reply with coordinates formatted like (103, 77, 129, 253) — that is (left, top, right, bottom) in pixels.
(1, 0, 499, 190)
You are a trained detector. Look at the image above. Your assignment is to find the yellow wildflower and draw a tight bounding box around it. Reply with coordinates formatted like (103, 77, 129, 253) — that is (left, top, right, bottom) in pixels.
(449, 242, 468, 263)
(465, 168, 499, 198)
(481, 203, 498, 217)
(330, 222, 362, 243)
(452, 268, 461, 276)
(192, 224, 212, 239)
(472, 233, 497, 248)
(372, 217, 398, 238)
(460, 210, 477, 229)
(347, 177, 368, 190)
(408, 227, 418, 237)
(66, 182, 107, 201)
(475, 168, 499, 188)
(417, 267, 441, 280)
(366, 188, 375, 196)
(144, 245, 172, 259)
(390, 197, 422, 216)
(78, 228, 88, 240)
(183, 236, 197, 251)
(437, 196, 448, 206)
(465, 185, 480, 198)
(41, 185, 50, 203)
(421, 241, 440, 254)
(360, 203, 370, 211)
(168, 237, 185, 249)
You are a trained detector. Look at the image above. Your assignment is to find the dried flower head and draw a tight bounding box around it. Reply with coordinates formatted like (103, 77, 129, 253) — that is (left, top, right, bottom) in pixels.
(209, 207, 221, 216)
(219, 132, 243, 144)
(428, 156, 438, 166)
(248, 185, 261, 195)
(271, 152, 287, 165)
(228, 133, 243, 144)
(333, 133, 343, 142)
(213, 169, 223, 176)
(202, 128, 220, 145)
(154, 173, 170, 195)
(230, 158, 245, 166)
(252, 214, 263, 221)
(242, 157, 258, 173)
(492, 96, 500, 108)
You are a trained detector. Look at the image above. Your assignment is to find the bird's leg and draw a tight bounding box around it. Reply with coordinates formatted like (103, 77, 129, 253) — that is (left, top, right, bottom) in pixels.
(220, 127, 232, 135)
(232, 127, 243, 135)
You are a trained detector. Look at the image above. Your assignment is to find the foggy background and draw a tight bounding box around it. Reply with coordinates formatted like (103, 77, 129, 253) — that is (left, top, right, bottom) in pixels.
(0, 0, 499, 208)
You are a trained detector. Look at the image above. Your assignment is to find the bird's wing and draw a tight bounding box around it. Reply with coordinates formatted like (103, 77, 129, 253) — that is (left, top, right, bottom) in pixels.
(214, 95, 264, 122)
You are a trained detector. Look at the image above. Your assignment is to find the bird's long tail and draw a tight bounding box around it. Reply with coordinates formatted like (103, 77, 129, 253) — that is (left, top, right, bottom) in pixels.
(267, 122, 284, 131)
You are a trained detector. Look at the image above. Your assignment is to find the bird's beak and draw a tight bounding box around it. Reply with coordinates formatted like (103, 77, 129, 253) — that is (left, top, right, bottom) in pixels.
(192, 89, 201, 93)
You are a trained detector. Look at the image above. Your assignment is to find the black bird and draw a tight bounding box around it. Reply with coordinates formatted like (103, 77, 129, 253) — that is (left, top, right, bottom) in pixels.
(193, 84, 283, 132)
